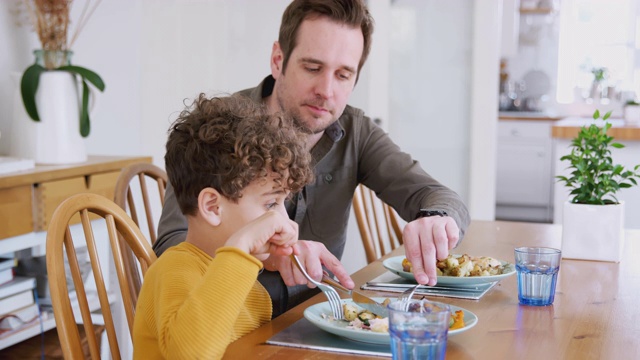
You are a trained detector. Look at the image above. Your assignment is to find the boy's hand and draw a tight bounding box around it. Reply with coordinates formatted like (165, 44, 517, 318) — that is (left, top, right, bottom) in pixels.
(226, 211, 299, 259)
(265, 240, 355, 290)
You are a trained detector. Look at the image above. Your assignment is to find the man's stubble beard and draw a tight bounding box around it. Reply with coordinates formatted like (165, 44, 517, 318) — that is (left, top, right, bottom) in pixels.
(277, 97, 330, 136)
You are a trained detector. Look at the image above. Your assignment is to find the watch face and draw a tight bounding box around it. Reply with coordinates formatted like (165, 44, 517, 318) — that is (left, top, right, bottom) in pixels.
(417, 210, 448, 218)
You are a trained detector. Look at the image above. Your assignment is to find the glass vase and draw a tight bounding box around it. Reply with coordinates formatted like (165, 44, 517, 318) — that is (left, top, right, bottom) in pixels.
(34, 49, 73, 70)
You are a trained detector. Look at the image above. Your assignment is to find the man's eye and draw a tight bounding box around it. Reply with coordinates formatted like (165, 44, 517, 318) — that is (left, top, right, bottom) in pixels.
(338, 72, 352, 81)
(306, 67, 320, 73)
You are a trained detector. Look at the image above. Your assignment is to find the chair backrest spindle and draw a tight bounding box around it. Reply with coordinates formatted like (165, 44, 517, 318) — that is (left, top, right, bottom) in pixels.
(114, 163, 167, 312)
(352, 184, 404, 263)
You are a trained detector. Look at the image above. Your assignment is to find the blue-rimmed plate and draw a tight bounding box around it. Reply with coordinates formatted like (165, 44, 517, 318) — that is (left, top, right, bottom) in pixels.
(303, 298, 478, 345)
(383, 255, 516, 286)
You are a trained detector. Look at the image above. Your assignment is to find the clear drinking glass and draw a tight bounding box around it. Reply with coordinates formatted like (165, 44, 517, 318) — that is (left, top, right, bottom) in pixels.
(388, 299, 451, 360)
(514, 247, 561, 306)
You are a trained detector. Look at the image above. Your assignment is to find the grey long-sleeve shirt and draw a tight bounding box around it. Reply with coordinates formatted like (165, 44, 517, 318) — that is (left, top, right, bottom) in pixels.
(154, 75, 470, 317)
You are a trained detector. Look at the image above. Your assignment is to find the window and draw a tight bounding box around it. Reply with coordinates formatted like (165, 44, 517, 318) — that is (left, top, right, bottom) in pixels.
(557, 0, 638, 103)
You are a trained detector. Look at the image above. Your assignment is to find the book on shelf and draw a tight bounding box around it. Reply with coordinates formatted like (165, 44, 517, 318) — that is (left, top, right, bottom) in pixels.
(0, 258, 17, 272)
(0, 303, 39, 330)
(0, 268, 13, 286)
(0, 276, 36, 300)
(0, 290, 35, 317)
(0, 258, 17, 286)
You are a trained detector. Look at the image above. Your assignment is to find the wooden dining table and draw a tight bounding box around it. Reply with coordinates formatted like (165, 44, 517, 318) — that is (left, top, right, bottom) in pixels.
(223, 220, 640, 359)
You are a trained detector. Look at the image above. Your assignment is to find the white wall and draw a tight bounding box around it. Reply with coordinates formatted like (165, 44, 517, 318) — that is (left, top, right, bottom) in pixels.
(388, 1, 472, 204)
(1, 1, 489, 275)
(0, 0, 290, 166)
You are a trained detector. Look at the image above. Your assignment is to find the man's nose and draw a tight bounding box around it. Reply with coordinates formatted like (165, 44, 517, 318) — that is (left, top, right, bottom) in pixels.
(313, 72, 334, 99)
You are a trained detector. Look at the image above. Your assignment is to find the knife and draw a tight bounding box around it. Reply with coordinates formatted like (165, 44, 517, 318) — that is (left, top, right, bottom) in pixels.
(321, 272, 389, 317)
(351, 291, 389, 318)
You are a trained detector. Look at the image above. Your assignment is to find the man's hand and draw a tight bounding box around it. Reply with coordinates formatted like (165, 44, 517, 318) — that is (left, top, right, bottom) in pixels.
(402, 215, 460, 286)
(265, 240, 355, 290)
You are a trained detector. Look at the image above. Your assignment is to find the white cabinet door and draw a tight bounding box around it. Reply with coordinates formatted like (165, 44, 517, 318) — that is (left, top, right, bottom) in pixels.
(496, 120, 554, 210)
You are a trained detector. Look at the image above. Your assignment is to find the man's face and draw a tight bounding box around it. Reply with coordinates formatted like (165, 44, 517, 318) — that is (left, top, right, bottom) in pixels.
(270, 17, 364, 134)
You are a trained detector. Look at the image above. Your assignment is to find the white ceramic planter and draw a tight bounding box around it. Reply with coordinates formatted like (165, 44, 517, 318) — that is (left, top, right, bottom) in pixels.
(561, 201, 625, 262)
(624, 105, 640, 124)
(11, 71, 87, 165)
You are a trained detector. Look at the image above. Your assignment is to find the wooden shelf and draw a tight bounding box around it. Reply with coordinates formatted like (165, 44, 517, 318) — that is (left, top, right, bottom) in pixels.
(0, 155, 151, 189)
(519, 7, 554, 14)
(0, 155, 149, 352)
(0, 291, 114, 351)
(0, 310, 56, 350)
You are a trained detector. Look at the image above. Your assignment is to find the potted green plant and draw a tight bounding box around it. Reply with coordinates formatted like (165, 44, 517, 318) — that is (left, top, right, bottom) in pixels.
(556, 109, 640, 262)
(589, 67, 608, 100)
(15, 0, 105, 164)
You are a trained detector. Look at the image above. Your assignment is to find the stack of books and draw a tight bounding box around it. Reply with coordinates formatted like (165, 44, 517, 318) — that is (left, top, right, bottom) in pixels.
(0, 258, 39, 335)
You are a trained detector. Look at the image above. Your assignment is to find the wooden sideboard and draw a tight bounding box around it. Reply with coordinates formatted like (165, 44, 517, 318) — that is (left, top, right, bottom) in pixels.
(0, 155, 151, 352)
(0, 155, 151, 241)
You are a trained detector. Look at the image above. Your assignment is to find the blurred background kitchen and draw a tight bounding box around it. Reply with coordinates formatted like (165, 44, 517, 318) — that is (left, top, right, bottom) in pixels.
(499, 0, 640, 116)
(496, 0, 640, 229)
(1, 0, 639, 274)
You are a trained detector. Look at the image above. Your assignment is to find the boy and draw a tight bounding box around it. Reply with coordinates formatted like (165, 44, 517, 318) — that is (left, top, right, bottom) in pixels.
(132, 94, 314, 359)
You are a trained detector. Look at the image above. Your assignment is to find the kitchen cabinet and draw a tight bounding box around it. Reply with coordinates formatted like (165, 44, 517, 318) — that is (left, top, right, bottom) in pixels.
(496, 120, 554, 222)
(0, 155, 150, 353)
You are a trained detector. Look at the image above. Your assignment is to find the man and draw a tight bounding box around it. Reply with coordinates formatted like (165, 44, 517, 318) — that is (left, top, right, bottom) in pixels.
(154, 0, 470, 318)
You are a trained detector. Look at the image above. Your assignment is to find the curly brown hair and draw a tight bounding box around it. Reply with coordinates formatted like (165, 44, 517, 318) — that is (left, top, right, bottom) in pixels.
(165, 94, 314, 216)
(278, 0, 374, 82)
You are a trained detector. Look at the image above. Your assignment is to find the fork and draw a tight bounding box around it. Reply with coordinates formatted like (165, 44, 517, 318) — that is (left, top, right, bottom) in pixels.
(397, 284, 422, 311)
(290, 255, 344, 319)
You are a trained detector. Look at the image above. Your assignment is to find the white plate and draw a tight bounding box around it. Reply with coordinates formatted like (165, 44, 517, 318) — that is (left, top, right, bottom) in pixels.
(382, 255, 516, 286)
(303, 298, 478, 345)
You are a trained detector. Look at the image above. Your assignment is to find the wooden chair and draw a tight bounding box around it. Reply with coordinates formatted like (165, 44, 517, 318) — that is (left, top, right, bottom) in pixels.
(46, 193, 157, 359)
(352, 184, 404, 263)
(113, 163, 167, 306)
(114, 162, 168, 244)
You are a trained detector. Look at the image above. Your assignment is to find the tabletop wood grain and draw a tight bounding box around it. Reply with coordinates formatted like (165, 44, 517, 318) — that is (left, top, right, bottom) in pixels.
(223, 220, 640, 359)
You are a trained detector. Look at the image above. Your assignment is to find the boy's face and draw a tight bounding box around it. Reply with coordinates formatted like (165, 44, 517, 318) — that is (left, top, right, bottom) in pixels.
(218, 173, 290, 236)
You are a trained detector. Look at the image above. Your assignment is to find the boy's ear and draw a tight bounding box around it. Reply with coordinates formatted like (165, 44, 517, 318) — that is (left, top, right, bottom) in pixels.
(198, 188, 222, 226)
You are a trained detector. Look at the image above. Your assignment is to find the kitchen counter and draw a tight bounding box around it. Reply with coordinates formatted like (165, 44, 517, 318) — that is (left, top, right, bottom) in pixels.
(499, 111, 565, 121)
(552, 117, 640, 140)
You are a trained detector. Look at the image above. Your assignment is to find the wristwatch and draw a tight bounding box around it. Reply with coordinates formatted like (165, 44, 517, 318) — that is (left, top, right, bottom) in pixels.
(415, 209, 448, 220)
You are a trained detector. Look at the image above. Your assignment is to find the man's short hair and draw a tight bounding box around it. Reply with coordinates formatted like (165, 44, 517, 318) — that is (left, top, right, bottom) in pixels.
(278, 0, 374, 82)
(165, 94, 313, 215)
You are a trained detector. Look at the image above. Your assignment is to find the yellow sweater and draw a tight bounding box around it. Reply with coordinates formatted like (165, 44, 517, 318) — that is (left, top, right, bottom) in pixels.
(132, 242, 272, 359)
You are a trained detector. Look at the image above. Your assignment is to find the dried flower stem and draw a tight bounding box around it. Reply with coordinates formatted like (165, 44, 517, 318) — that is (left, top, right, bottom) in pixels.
(20, 0, 102, 52)
(69, 0, 102, 48)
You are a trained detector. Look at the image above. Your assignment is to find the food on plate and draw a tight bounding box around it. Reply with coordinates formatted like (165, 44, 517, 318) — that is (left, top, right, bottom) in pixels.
(342, 303, 389, 333)
(402, 257, 412, 272)
(337, 302, 465, 333)
(402, 254, 505, 277)
(449, 309, 465, 330)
